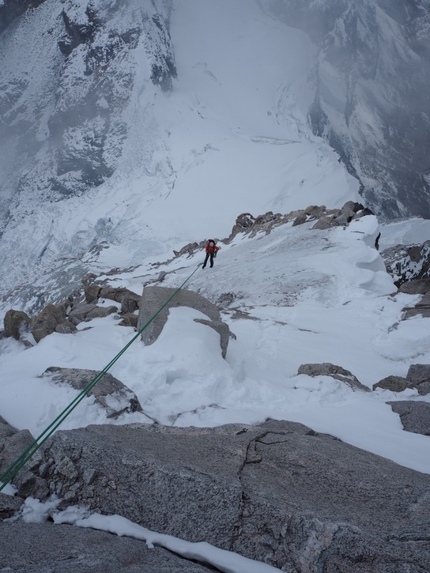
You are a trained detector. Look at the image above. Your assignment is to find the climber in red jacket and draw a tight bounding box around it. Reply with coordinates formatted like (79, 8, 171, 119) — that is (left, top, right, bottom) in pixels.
(202, 239, 220, 269)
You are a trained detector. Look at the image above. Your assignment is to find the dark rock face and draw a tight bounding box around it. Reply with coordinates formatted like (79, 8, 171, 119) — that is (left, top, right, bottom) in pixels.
(388, 401, 430, 435)
(259, 0, 430, 220)
(137, 286, 232, 358)
(41, 367, 143, 419)
(13, 420, 430, 571)
(382, 241, 430, 287)
(0, 521, 209, 572)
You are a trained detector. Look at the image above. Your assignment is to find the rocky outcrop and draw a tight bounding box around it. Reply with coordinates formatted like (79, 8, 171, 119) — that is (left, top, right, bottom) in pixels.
(298, 363, 371, 392)
(11, 420, 430, 571)
(173, 203, 374, 260)
(0, 521, 208, 572)
(382, 241, 430, 287)
(3, 288, 133, 345)
(388, 401, 430, 436)
(41, 367, 143, 419)
(137, 286, 232, 358)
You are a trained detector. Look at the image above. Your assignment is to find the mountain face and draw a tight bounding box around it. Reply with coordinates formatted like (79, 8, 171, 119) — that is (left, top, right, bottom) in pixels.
(0, 0, 175, 224)
(258, 0, 430, 219)
(0, 0, 429, 312)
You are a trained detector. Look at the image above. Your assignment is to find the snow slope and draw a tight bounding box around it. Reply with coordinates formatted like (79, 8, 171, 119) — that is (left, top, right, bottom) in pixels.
(2, 214, 430, 476)
(0, 0, 359, 312)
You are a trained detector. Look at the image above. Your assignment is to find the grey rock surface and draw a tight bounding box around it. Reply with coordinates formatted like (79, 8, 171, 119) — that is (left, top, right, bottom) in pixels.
(298, 362, 371, 392)
(41, 367, 143, 419)
(388, 401, 430, 436)
(15, 419, 430, 572)
(137, 286, 231, 357)
(0, 521, 209, 572)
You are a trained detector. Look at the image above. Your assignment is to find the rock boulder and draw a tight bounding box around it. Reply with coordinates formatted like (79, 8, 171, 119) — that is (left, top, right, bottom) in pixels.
(3, 309, 31, 340)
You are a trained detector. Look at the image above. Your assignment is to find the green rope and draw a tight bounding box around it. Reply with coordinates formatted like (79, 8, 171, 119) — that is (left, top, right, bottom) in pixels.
(0, 264, 201, 492)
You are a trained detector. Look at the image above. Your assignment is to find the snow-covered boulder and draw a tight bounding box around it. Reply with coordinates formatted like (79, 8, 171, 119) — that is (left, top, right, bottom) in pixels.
(298, 363, 370, 392)
(41, 367, 143, 419)
(138, 286, 232, 358)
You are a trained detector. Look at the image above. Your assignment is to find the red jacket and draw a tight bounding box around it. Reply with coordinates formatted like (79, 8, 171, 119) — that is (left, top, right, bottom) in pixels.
(205, 240, 219, 254)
